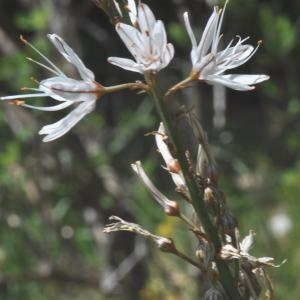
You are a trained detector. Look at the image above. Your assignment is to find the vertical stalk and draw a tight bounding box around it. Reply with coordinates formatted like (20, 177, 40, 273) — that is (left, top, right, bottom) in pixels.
(147, 77, 241, 300)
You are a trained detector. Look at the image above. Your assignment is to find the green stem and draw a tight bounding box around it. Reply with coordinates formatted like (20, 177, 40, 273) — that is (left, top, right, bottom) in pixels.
(147, 76, 241, 300)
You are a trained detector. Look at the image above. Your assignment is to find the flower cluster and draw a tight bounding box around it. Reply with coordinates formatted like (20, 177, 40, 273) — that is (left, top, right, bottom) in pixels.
(0, 0, 269, 141)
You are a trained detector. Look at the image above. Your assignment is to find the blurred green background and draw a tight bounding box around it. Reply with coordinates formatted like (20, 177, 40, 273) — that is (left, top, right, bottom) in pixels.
(0, 0, 299, 299)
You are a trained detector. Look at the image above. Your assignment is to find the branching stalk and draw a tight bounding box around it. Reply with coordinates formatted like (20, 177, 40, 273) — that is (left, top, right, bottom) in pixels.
(146, 74, 241, 300)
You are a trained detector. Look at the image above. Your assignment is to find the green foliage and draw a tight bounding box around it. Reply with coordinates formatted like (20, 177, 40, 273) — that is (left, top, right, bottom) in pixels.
(260, 5, 296, 57)
(15, 8, 48, 31)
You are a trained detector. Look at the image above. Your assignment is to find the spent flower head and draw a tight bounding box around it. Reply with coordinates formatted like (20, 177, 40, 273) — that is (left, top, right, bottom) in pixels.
(108, 0, 174, 74)
(183, 1, 269, 90)
(1, 34, 103, 142)
(131, 160, 180, 216)
(104, 216, 176, 252)
(155, 122, 187, 192)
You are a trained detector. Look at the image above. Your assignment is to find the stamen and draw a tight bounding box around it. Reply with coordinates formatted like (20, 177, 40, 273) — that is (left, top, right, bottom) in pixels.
(30, 77, 40, 84)
(20, 35, 66, 77)
(0, 93, 46, 100)
(9, 100, 25, 106)
(26, 57, 59, 76)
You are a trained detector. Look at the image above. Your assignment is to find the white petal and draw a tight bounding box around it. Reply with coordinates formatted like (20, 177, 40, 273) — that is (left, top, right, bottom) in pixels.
(39, 100, 95, 142)
(40, 77, 98, 102)
(240, 231, 255, 253)
(152, 21, 167, 55)
(108, 56, 143, 73)
(159, 43, 175, 70)
(47, 34, 95, 82)
(183, 12, 197, 50)
(211, 2, 228, 53)
(206, 74, 269, 90)
(0, 93, 47, 100)
(222, 74, 270, 85)
(216, 44, 255, 70)
(137, 3, 156, 34)
(197, 7, 219, 59)
(127, 0, 137, 24)
(115, 23, 144, 60)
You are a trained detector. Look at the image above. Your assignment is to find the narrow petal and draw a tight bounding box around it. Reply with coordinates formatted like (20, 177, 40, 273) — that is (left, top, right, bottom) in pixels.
(240, 231, 255, 253)
(115, 23, 144, 60)
(159, 43, 175, 70)
(127, 0, 137, 24)
(206, 74, 269, 91)
(138, 3, 156, 34)
(197, 7, 219, 60)
(39, 100, 95, 142)
(183, 12, 199, 66)
(108, 56, 143, 73)
(222, 74, 270, 85)
(211, 2, 228, 53)
(152, 21, 167, 55)
(47, 34, 95, 82)
(40, 77, 99, 102)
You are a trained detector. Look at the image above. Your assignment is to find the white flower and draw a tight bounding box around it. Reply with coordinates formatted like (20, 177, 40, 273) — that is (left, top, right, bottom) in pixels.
(1, 34, 102, 142)
(183, 1, 269, 90)
(108, 1, 174, 74)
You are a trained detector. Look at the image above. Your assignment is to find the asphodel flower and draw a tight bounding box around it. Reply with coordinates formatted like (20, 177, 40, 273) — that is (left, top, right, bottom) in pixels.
(108, 0, 174, 74)
(183, 1, 269, 90)
(1, 34, 103, 142)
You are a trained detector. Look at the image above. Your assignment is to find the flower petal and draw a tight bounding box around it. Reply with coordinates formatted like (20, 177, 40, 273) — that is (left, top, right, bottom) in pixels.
(138, 3, 156, 35)
(206, 74, 269, 90)
(160, 43, 175, 70)
(40, 77, 98, 102)
(115, 23, 144, 60)
(39, 100, 95, 142)
(108, 56, 143, 73)
(47, 34, 95, 82)
(127, 0, 137, 24)
(196, 6, 219, 60)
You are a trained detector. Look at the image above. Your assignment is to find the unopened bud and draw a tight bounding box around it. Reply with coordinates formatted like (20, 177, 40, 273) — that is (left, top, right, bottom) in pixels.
(164, 200, 180, 216)
(157, 237, 176, 253)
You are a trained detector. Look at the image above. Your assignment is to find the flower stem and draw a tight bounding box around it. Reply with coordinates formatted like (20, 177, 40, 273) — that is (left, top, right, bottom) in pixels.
(147, 75, 241, 300)
(103, 81, 147, 94)
(164, 76, 194, 103)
